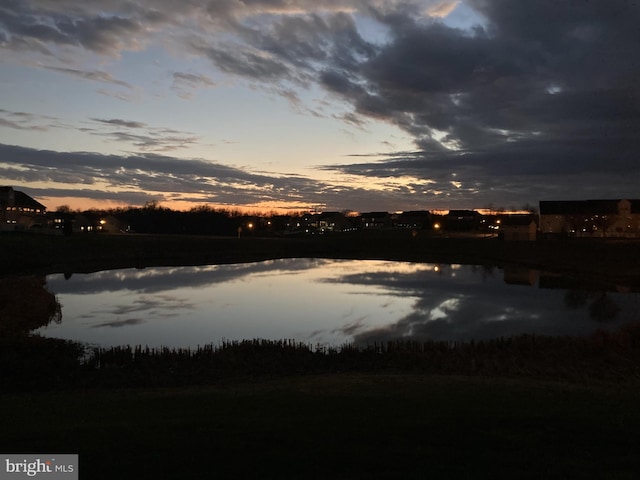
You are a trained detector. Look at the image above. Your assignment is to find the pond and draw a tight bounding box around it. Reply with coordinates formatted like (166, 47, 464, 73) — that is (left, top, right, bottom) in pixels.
(35, 258, 640, 348)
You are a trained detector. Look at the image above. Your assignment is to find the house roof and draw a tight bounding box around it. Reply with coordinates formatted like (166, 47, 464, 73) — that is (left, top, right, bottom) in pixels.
(397, 210, 431, 217)
(0, 186, 13, 204)
(539, 199, 640, 215)
(317, 211, 344, 219)
(14, 190, 47, 211)
(0, 186, 46, 211)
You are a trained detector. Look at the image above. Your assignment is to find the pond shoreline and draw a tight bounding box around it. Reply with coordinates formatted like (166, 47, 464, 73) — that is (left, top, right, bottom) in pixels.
(2, 231, 640, 286)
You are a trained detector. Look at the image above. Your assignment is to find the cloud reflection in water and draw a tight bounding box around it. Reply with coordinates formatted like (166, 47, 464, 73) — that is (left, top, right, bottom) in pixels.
(38, 259, 640, 348)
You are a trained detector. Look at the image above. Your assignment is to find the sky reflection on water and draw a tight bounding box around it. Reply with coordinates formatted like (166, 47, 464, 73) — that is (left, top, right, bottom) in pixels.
(37, 259, 640, 348)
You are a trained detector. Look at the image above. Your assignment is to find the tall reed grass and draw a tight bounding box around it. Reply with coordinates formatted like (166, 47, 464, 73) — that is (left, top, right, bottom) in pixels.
(3, 324, 640, 392)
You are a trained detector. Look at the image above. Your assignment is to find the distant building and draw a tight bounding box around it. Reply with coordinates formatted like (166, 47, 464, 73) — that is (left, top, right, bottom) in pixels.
(360, 212, 393, 230)
(539, 199, 640, 238)
(72, 213, 99, 233)
(394, 210, 432, 230)
(501, 215, 537, 241)
(47, 210, 73, 235)
(314, 212, 354, 232)
(99, 215, 125, 233)
(444, 210, 482, 231)
(0, 186, 47, 230)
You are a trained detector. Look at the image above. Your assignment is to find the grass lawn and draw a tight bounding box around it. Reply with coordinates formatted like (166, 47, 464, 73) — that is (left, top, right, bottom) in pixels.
(1, 374, 639, 479)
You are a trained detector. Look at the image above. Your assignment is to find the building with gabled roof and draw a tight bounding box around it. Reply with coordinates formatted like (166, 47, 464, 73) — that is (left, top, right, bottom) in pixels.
(0, 186, 47, 230)
(444, 209, 482, 231)
(394, 210, 432, 230)
(500, 214, 537, 241)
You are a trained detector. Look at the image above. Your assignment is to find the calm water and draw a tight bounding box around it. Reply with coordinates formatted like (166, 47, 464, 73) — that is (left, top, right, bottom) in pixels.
(36, 259, 640, 348)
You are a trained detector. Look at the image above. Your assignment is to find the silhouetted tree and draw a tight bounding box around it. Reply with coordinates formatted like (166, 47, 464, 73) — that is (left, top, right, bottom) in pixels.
(0, 276, 61, 336)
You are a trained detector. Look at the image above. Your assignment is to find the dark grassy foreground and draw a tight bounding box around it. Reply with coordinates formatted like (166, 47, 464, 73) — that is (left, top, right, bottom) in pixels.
(2, 330, 640, 478)
(1, 373, 640, 479)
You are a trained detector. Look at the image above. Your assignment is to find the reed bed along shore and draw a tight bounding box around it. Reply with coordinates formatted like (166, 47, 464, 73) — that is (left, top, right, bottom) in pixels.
(3, 322, 640, 392)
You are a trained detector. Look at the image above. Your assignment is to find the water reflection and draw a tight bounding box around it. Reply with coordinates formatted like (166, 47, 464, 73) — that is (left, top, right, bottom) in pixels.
(349, 263, 638, 345)
(30, 259, 640, 348)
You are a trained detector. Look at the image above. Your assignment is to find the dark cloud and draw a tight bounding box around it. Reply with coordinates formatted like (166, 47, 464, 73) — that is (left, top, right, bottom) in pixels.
(0, 118, 46, 132)
(95, 131, 199, 152)
(84, 118, 201, 152)
(95, 89, 136, 102)
(92, 318, 146, 328)
(180, 7, 379, 101)
(30, 187, 157, 206)
(171, 72, 216, 99)
(309, 1, 640, 206)
(321, 134, 640, 207)
(0, 0, 155, 55)
(90, 118, 147, 129)
(43, 66, 132, 87)
(55, 15, 141, 53)
(0, 109, 60, 132)
(250, 11, 376, 72)
(194, 43, 292, 80)
(343, 15, 640, 152)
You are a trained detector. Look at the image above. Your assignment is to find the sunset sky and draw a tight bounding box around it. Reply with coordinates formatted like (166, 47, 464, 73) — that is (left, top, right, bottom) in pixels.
(1, 0, 638, 213)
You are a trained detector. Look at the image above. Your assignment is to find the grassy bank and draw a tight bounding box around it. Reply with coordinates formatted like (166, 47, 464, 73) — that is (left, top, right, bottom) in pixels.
(1, 326, 637, 478)
(1, 373, 640, 479)
(3, 325, 640, 392)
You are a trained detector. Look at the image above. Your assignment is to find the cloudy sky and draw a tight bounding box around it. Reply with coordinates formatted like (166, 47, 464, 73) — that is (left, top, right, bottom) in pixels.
(1, 0, 638, 213)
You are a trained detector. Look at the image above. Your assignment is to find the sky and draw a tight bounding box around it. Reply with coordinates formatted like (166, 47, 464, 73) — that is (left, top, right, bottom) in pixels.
(1, 0, 639, 213)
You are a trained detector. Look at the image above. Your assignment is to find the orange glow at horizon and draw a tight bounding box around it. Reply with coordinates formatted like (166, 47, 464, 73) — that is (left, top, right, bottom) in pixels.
(39, 196, 315, 215)
(38, 197, 535, 216)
